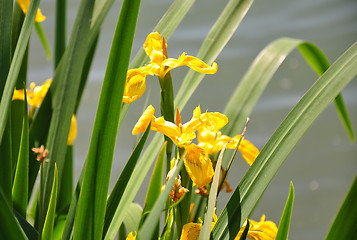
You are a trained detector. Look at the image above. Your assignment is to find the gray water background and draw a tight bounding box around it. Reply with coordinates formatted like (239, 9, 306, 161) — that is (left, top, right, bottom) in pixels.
(28, 0, 357, 238)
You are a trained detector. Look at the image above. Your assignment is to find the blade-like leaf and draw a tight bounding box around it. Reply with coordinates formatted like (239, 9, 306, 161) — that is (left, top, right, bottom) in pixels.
(326, 175, 357, 239)
(0, 0, 39, 142)
(199, 145, 226, 240)
(139, 142, 167, 230)
(136, 158, 184, 240)
(103, 123, 151, 235)
(12, 90, 29, 217)
(124, 203, 143, 234)
(42, 164, 58, 240)
(212, 42, 357, 239)
(175, 0, 254, 110)
(55, 0, 66, 67)
(73, 0, 140, 238)
(0, 188, 27, 240)
(14, 209, 39, 240)
(276, 182, 294, 240)
(34, 23, 51, 60)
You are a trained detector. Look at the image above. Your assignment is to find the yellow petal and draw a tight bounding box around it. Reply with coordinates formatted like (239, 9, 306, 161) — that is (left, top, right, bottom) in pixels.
(232, 135, 260, 166)
(67, 115, 77, 146)
(27, 79, 52, 107)
(12, 89, 25, 101)
(164, 52, 217, 75)
(16, 0, 46, 22)
(184, 144, 214, 188)
(132, 105, 155, 135)
(123, 68, 148, 104)
(235, 215, 277, 240)
(199, 112, 228, 132)
(126, 232, 137, 240)
(144, 32, 166, 65)
(180, 223, 202, 240)
(151, 117, 186, 147)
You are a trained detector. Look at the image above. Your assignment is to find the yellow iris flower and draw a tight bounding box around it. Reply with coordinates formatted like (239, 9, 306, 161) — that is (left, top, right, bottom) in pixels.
(197, 127, 260, 166)
(16, 0, 46, 22)
(12, 79, 77, 145)
(123, 32, 218, 103)
(132, 105, 228, 148)
(133, 105, 228, 188)
(180, 215, 277, 240)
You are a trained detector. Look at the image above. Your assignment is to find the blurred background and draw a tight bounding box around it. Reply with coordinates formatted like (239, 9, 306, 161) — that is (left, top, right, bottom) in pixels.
(29, 0, 357, 238)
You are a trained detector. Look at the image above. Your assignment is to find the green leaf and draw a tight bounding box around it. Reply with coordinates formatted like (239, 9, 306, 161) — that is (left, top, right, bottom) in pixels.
(0, 0, 39, 142)
(0, 187, 27, 240)
(0, 0, 12, 97)
(34, 22, 51, 60)
(276, 182, 294, 240)
(12, 90, 29, 217)
(55, 0, 66, 67)
(104, 136, 164, 240)
(139, 142, 167, 230)
(103, 123, 151, 235)
(175, 0, 254, 110)
(42, 164, 58, 240)
(56, 145, 73, 214)
(212, 41, 357, 239)
(238, 220, 249, 240)
(73, 0, 140, 238)
(136, 158, 184, 240)
(42, 0, 94, 222)
(326, 175, 357, 239)
(200, 146, 226, 240)
(14, 208, 39, 240)
(124, 203, 143, 234)
(298, 43, 354, 142)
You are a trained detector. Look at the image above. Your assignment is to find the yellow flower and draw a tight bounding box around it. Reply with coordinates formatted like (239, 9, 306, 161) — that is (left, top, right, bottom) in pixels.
(181, 214, 277, 240)
(180, 214, 217, 240)
(16, 0, 46, 22)
(235, 215, 278, 240)
(197, 127, 260, 166)
(123, 32, 218, 103)
(132, 105, 228, 148)
(67, 115, 77, 146)
(12, 79, 52, 108)
(126, 232, 136, 240)
(184, 144, 214, 188)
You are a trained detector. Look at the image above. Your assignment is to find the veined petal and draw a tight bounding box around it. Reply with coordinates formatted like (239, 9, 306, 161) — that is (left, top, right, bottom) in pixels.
(184, 144, 214, 188)
(235, 215, 277, 240)
(12, 89, 25, 101)
(16, 0, 46, 22)
(200, 112, 228, 132)
(123, 68, 149, 104)
(180, 223, 202, 240)
(67, 115, 77, 146)
(132, 105, 155, 135)
(151, 117, 185, 146)
(144, 32, 166, 65)
(232, 135, 260, 166)
(163, 52, 217, 75)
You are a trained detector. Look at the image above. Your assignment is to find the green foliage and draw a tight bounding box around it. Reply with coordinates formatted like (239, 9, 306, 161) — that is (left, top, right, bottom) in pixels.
(0, 0, 355, 239)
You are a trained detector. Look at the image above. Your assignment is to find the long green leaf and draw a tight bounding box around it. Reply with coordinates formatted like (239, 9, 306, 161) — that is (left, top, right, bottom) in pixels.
(55, 0, 66, 67)
(139, 142, 167, 230)
(136, 158, 184, 240)
(103, 123, 151, 235)
(34, 23, 51, 60)
(73, 0, 140, 238)
(326, 175, 357, 239)
(0, 0, 39, 142)
(42, 0, 94, 221)
(212, 41, 357, 239)
(276, 182, 294, 240)
(124, 203, 143, 234)
(199, 146, 226, 240)
(12, 90, 29, 217)
(175, 0, 254, 110)
(42, 164, 58, 240)
(14, 209, 39, 240)
(0, 187, 27, 240)
(0, 0, 12, 96)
